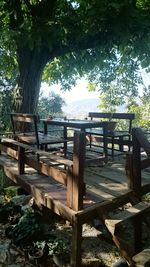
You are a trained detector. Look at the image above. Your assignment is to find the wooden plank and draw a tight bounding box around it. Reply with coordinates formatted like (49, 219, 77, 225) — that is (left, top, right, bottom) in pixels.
(89, 112, 135, 120)
(85, 168, 127, 187)
(105, 202, 150, 235)
(0, 154, 18, 168)
(1, 161, 76, 221)
(2, 138, 73, 166)
(25, 154, 67, 185)
(87, 183, 129, 199)
(11, 113, 35, 122)
(46, 195, 76, 223)
(84, 156, 106, 166)
(0, 144, 18, 159)
(77, 191, 133, 224)
(85, 165, 127, 185)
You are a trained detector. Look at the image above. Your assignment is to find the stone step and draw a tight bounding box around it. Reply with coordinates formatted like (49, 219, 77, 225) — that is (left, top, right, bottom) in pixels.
(132, 249, 150, 267)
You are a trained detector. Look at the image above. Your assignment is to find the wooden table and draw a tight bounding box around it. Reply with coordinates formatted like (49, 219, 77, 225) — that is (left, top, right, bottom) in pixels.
(41, 119, 110, 162)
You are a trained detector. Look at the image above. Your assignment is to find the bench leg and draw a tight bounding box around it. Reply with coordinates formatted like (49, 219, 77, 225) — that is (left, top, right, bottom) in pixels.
(89, 134, 92, 148)
(119, 136, 124, 152)
(64, 141, 67, 158)
(128, 136, 131, 152)
(111, 136, 114, 159)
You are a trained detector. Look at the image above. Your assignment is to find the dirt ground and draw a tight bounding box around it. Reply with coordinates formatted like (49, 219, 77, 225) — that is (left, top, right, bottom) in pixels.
(0, 182, 149, 267)
(0, 193, 121, 267)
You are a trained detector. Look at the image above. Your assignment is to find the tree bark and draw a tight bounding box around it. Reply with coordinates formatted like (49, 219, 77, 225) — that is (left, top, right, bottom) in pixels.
(16, 47, 49, 114)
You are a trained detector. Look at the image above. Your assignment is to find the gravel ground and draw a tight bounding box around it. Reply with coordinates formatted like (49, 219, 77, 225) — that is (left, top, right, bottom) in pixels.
(0, 193, 120, 267)
(0, 192, 149, 267)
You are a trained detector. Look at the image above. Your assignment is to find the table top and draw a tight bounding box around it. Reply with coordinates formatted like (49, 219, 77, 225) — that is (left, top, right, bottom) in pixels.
(41, 119, 109, 129)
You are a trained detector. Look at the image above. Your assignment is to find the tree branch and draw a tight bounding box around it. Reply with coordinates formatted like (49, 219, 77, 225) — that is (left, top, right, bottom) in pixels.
(23, 0, 56, 19)
(5, 0, 23, 29)
(48, 30, 112, 61)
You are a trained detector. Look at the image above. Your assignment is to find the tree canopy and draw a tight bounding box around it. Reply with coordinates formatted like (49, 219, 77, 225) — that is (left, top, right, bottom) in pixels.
(0, 0, 150, 113)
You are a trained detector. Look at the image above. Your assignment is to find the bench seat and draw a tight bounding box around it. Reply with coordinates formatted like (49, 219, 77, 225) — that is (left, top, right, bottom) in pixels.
(15, 132, 67, 145)
(11, 113, 68, 155)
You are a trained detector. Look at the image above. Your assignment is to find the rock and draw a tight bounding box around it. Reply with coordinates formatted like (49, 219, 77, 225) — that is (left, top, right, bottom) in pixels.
(112, 258, 128, 267)
(0, 196, 5, 205)
(12, 195, 32, 206)
(132, 249, 150, 266)
(0, 243, 10, 264)
(9, 248, 19, 257)
(0, 249, 7, 264)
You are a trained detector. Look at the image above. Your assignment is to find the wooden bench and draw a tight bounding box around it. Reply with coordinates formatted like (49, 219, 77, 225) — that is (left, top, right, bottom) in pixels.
(11, 113, 68, 155)
(0, 130, 149, 266)
(0, 131, 90, 266)
(86, 112, 135, 158)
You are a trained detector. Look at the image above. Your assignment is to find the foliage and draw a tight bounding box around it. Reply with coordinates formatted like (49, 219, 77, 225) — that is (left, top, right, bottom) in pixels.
(33, 240, 46, 251)
(142, 193, 150, 203)
(0, 200, 22, 223)
(86, 47, 145, 110)
(0, 49, 18, 83)
(1, 0, 150, 113)
(127, 93, 150, 130)
(3, 186, 19, 199)
(6, 211, 46, 245)
(44, 47, 145, 94)
(0, 52, 16, 131)
(97, 85, 123, 112)
(47, 237, 69, 256)
(0, 170, 12, 192)
(0, 87, 14, 131)
(38, 91, 65, 118)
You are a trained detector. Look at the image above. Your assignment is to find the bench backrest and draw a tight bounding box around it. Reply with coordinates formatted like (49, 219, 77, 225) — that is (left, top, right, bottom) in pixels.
(11, 113, 40, 147)
(88, 112, 135, 133)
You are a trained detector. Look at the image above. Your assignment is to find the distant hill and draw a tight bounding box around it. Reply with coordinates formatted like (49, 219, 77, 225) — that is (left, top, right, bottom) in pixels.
(63, 98, 99, 119)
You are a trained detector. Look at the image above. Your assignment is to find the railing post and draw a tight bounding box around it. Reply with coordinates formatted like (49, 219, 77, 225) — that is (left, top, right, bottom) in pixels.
(132, 128, 142, 200)
(126, 130, 142, 200)
(18, 146, 25, 174)
(67, 131, 86, 211)
(126, 152, 134, 190)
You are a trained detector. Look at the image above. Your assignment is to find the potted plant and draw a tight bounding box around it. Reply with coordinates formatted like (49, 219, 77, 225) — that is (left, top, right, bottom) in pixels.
(47, 237, 70, 266)
(107, 120, 117, 132)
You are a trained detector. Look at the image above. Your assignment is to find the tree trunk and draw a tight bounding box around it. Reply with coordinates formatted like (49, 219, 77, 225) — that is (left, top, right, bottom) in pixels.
(15, 47, 49, 114)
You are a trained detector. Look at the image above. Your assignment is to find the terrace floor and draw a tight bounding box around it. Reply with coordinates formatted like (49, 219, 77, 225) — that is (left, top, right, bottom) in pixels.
(0, 142, 150, 267)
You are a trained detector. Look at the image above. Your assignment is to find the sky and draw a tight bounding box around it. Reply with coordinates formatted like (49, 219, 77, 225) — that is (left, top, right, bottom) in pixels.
(41, 71, 150, 104)
(41, 78, 100, 104)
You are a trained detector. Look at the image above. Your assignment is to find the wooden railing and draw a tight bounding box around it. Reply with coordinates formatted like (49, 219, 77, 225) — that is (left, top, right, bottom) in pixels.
(0, 131, 86, 212)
